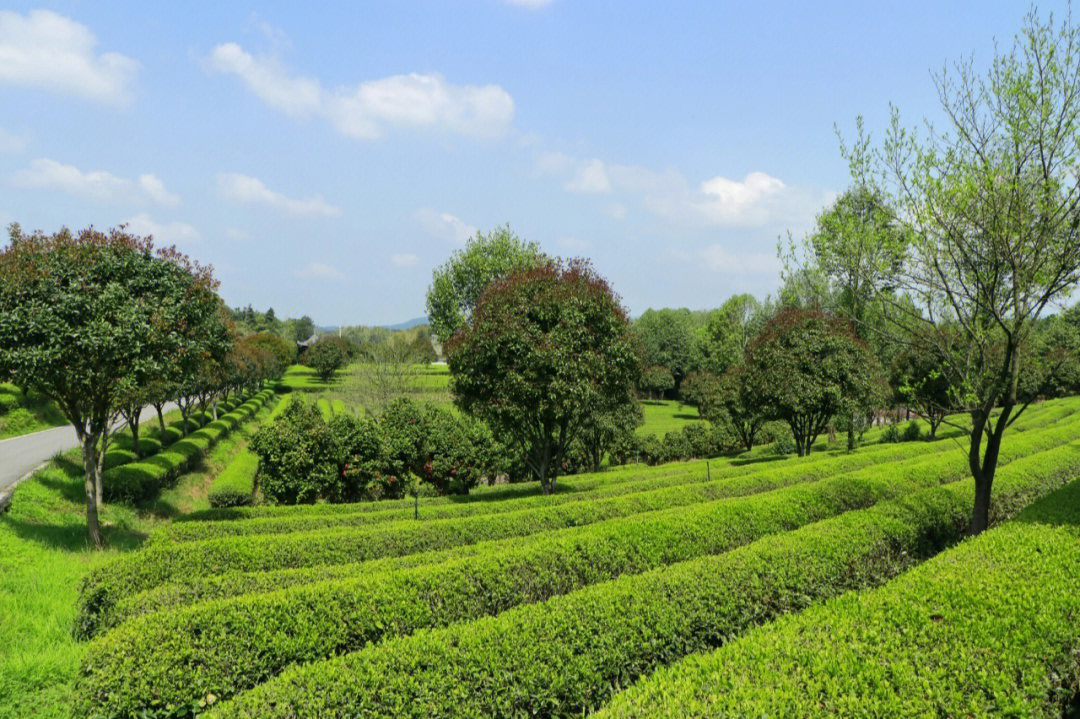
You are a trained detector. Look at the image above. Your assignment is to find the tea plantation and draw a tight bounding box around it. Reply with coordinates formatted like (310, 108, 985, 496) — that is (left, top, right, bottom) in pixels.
(59, 396, 1080, 717)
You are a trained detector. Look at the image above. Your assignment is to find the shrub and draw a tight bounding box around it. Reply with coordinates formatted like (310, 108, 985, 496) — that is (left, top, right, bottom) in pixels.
(75, 408, 1077, 641)
(901, 418, 923, 442)
(207, 452, 258, 508)
(101, 391, 271, 504)
(199, 440, 1080, 719)
(249, 398, 344, 504)
(771, 431, 795, 456)
(598, 479, 1080, 718)
(79, 429, 1056, 716)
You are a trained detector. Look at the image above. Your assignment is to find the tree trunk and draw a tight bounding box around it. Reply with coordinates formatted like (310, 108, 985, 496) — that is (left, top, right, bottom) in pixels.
(127, 416, 141, 459)
(154, 403, 166, 435)
(79, 433, 104, 549)
(846, 422, 855, 452)
(971, 475, 992, 535)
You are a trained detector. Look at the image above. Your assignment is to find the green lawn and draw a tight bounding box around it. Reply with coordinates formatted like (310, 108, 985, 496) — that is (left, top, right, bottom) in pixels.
(0, 384, 68, 441)
(283, 364, 699, 437)
(638, 399, 704, 436)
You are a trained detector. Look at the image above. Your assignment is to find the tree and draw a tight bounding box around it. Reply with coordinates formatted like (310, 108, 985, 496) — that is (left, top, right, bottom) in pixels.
(426, 225, 544, 344)
(679, 370, 721, 414)
(891, 345, 952, 438)
(350, 337, 423, 415)
(0, 225, 223, 548)
(247, 332, 295, 376)
(409, 333, 438, 364)
(293, 316, 316, 343)
(447, 260, 639, 494)
(632, 308, 698, 392)
(744, 309, 881, 457)
(696, 295, 768, 375)
(305, 336, 349, 383)
(639, 365, 675, 400)
(851, 9, 1080, 533)
(701, 366, 767, 452)
(573, 398, 643, 473)
(783, 184, 907, 449)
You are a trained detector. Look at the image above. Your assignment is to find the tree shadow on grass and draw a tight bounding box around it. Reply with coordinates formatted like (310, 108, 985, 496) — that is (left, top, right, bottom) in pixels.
(0, 513, 147, 553)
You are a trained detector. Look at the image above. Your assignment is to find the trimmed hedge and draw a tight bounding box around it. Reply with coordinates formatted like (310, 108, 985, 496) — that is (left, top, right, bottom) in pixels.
(206, 395, 293, 509)
(72, 425, 974, 637)
(75, 426, 1051, 715)
(101, 390, 274, 504)
(76, 419, 1080, 714)
(146, 398, 1070, 544)
(151, 431, 964, 546)
(597, 477, 1080, 718)
(75, 403, 1079, 639)
(203, 440, 1080, 719)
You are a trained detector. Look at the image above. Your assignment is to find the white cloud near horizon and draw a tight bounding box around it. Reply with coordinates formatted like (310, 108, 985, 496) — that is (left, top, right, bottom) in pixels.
(216, 173, 341, 217)
(206, 42, 514, 140)
(537, 152, 831, 228)
(122, 213, 201, 247)
(414, 208, 477, 245)
(293, 261, 344, 280)
(0, 10, 138, 105)
(11, 159, 180, 206)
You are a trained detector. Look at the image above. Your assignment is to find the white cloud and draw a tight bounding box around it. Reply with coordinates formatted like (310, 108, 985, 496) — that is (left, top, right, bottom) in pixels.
(391, 253, 419, 268)
(11, 159, 180, 206)
(671, 245, 782, 275)
(293, 261, 344, 280)
(415, 208, 477, 245)
(122, 213, 201, 247)
(224, 227, 250, 240)
(565, 158, 611, 194)
(538, 151, 829, 228)
(0, 10, 138, 105)
(216, 173, 341, 217)
(137, 174, 181, 207)
(206, 42, 514, 140)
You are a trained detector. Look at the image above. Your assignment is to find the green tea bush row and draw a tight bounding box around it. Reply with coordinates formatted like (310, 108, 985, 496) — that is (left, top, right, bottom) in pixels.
(597, 478, 1080, 718)
(74, 404, 1078, 638)
(78, 427, 1057, 715)
(151, 431, 963, 546)
(203, 441, 1080, 719)
(100, 390, 273, 504)
(205, 395, 292, 508)
(73, 426, 969, 636)
(172, 396, 1075, 524)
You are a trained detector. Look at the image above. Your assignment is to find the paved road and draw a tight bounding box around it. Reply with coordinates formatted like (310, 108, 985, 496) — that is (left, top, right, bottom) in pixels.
(0, 403, 177, 498)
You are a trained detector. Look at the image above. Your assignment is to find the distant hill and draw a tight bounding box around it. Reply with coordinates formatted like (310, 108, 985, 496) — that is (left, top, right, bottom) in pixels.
(382, 316, 429, 331)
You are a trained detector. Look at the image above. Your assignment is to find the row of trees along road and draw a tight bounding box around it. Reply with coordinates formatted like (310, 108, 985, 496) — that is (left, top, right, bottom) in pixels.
(0, 225, 286, 548)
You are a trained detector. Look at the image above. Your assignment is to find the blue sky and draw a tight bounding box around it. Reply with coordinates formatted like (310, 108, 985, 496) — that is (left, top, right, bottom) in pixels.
(0, 1, 1052, 325)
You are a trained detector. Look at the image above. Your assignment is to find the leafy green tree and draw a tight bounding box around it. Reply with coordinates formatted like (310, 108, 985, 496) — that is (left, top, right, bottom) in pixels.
(572, 398, 643, 473)
(292, 316, 316, 343)
(246, 332, 295, 377)
(851, 9, 1080, 533)
(305, 336, 349, 383)
(891, 346, 952, 438)
(426, 225, 544, 343)
(679, 370, 721, 413)
(409, 333, 438, 364)
(701, 366, 767, 452)
(632, 308, 698, 391)
(447, 260, 639, 494)
(744, 309, 881, 457)
(639, 365, 675, 400)
(0, 225, 223, 548)
(696, 295, 768, 375)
